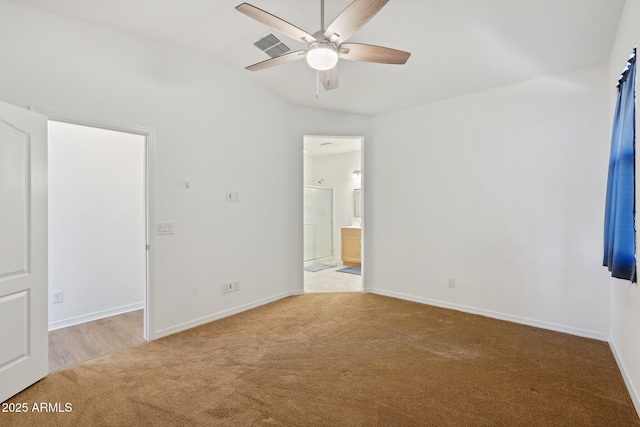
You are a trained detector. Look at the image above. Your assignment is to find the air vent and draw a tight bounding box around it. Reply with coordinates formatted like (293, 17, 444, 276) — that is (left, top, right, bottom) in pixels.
(253, 33, 291, 58)
(265, 44, 291, 58)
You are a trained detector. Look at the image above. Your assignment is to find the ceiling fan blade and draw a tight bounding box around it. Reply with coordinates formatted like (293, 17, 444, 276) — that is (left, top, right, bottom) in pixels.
(245, 50, 306, 71)
(324, 0, 389, 44)
(319, 66, 339, 91)
(236, 3, 316, 43)
(339, 43, 411, 64)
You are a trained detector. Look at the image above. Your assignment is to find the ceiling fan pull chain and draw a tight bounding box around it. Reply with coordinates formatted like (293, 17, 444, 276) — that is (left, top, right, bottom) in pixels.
(316, 70, 320, 99)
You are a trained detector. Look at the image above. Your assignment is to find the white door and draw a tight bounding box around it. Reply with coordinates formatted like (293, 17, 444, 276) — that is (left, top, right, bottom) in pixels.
(0, 100, 48, 402)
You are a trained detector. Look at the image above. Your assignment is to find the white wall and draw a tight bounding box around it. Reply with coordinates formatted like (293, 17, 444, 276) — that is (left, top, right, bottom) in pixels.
(311, 151, 362, 259)
(368, 65, 611, 339)
(303, 153, 315, 186)
(608, 0, 640, 414)
(48, 121, 145, 329)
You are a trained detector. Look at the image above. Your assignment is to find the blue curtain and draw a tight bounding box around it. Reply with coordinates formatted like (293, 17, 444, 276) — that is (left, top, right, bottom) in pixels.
(604, 48, 637, 282)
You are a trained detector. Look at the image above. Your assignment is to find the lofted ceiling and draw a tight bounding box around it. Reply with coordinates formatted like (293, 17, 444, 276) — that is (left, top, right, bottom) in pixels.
(7, 0, 626, 116)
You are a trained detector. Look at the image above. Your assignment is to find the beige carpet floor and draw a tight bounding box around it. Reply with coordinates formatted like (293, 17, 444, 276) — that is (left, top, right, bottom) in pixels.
(2, 293, 638, 426)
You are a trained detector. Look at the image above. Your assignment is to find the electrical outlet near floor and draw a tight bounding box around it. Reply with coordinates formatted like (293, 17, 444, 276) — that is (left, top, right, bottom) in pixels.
(53, 290, 64, 304)
(447, 277, 455, 288)
(223, 281, 234, 294)
(223, 280, 240, 294)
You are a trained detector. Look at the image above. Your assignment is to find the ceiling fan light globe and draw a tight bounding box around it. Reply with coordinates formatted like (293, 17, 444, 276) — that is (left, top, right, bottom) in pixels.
(306, 43, 338, 71)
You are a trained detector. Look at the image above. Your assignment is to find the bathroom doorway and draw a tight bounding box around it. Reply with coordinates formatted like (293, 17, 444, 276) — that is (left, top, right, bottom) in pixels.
(303, 135, 363, 293)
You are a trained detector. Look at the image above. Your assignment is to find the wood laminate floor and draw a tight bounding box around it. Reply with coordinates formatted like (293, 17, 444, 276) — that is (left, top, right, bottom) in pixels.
(48, 309, 145, 372)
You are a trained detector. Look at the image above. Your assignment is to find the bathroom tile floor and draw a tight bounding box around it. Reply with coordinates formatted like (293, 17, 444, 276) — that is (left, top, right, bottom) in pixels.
(304, 257, 362, 293)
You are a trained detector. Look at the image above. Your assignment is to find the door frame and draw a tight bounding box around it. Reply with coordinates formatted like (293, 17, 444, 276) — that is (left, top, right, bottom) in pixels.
(31, 106, 156, 341)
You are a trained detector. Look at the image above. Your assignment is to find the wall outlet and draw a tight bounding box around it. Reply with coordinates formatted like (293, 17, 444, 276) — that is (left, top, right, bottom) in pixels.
(225, 192, 240, 202)
(447, 277, 455, 288)
(53, 290, 64, 304)
(223, 281, 234, 294)
(223, 280, 240, 294)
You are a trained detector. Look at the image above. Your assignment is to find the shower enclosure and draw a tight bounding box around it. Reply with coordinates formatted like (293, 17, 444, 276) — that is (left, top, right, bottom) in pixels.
(304, 186, 334, 262)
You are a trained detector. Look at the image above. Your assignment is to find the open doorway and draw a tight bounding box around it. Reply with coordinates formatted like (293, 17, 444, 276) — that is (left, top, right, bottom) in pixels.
(47, 120, 148, 371)
(303, 135, 363, 293)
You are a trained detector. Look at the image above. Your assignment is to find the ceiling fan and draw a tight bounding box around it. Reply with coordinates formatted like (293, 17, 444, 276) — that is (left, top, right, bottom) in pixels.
(235, 0, 411, 91)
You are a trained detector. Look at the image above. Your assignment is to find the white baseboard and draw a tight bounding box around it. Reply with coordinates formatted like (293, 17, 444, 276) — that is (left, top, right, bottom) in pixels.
(48, 302, 144, 331)
(365, 288, 608, 341)
(610, 340, 640, 419)
(155, 291, 300, 339)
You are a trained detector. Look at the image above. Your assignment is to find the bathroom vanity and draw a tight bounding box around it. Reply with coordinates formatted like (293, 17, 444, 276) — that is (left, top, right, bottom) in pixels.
(341, 226, 361, 267)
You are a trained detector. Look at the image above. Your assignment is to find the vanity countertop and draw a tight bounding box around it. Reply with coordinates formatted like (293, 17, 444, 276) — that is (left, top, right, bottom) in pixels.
(341, 226, 361, 229)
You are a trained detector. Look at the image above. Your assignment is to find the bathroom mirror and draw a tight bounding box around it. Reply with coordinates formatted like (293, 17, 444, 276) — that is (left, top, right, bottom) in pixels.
(354, 189, 362, 217)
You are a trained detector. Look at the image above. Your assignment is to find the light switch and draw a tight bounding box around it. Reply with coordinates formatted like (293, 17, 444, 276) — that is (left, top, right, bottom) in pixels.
(156, 222, 174, 235)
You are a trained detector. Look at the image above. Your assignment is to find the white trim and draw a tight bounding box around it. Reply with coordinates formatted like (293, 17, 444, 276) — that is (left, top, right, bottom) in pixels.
(48, 302, 144, 331)
(155, 291, 301, 339)
(610, 340, 640, 418)
(32, 105, 156, 341)
(30, 106, 154, 138)
(366, 288, 608, 341)
(144, 126, 156, 340)
(360, 137, 365, 290)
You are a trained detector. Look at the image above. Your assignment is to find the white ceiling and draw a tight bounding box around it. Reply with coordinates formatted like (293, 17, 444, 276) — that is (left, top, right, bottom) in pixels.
(7, 0, 626, 116)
